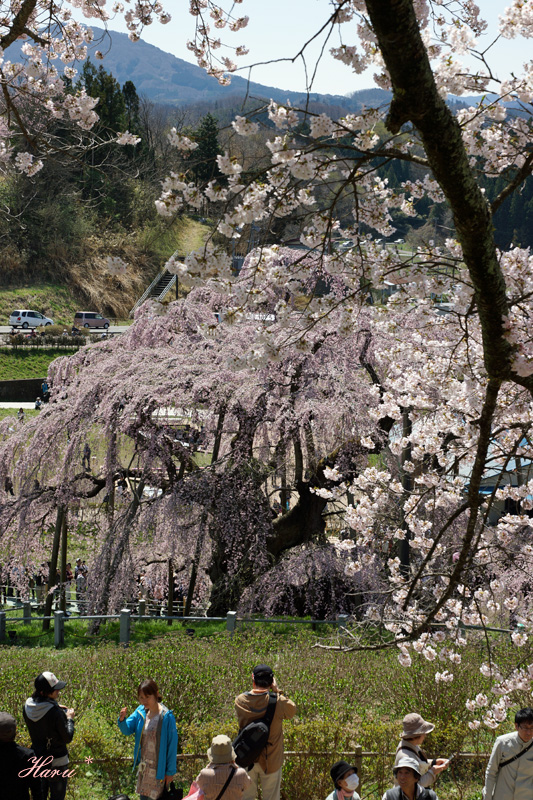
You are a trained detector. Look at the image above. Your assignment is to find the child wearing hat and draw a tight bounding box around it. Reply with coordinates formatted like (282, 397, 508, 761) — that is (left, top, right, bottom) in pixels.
(327, 760, 361, 800)
(383, 756, 438, 800)
(195, 735, 251, 800)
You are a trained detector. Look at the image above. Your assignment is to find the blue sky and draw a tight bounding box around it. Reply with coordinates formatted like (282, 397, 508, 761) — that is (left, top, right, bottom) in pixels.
(103, 0, 533, 96)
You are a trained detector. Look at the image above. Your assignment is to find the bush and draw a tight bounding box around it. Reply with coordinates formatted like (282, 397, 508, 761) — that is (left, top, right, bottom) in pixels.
(0, 628, 515, 799)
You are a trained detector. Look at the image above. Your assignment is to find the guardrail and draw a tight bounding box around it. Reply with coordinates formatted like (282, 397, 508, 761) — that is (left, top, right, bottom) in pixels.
(0, 605, 345, 648)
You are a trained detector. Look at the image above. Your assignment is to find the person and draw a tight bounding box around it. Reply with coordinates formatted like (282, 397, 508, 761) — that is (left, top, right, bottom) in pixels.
(23, 671, 75, 800)
(326, 760, 361, 800)
(395, 713, 448, 788)
(17, 408, 25, 423)
(0, 711, 42, 800)
(75, 565, 86, 608)
(82, 443, 91, 471)
(41, 380, 50, 403)
(235, 664, 296, 800)
(483, 706, 533, 799)
(35, 398, 43, 410)
(34, 564, 46, 610)
(118, 678, 177, 800)
(195, 734, 251, 800)
(383, 757, 438, 800)
(65, 563, 74, 603)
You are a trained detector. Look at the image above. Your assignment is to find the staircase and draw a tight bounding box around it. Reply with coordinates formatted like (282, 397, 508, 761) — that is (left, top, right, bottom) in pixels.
(129, 268, 178, 318)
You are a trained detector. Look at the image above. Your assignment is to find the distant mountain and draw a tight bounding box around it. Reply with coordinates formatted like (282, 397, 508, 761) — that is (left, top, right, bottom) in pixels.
(81, 28, 392, 111)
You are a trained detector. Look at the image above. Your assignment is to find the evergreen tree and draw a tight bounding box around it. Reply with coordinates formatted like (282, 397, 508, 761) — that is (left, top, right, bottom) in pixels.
(122, 80, 140, 133)
(192, 113, 221, 185)
(80, 61, 127, 134)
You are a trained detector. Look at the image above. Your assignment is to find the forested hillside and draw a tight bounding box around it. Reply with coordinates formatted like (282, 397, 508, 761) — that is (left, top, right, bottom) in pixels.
(3, 58, 533, 320)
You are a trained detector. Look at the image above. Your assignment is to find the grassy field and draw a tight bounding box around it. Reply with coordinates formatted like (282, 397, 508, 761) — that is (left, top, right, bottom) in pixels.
(0, 283, 85, 327)
(0, 347, 75, 380)
(0, 626, 526, 800)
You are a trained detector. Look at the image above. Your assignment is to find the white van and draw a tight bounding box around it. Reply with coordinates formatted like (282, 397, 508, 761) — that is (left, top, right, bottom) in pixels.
(9, 310, 54, 328)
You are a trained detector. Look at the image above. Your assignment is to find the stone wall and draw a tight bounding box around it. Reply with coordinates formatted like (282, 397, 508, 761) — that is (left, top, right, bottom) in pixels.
(0, 378, 46, 402)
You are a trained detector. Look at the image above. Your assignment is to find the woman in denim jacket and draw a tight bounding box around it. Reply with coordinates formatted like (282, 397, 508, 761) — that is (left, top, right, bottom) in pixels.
(118, 679, 178, 800)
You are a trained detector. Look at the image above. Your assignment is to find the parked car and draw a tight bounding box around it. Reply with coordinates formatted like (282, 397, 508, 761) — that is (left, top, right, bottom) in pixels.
(9, 310, 54, 328)
(73, 311, 110, 329)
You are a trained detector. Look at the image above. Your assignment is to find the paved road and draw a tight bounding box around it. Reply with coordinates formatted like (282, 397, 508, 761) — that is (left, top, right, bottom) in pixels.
(0, 324, 130, 335)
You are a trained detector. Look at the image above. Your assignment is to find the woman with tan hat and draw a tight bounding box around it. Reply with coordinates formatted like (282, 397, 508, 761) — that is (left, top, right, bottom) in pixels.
(395, 713, 449, 788)
(195, 735, 251, 800)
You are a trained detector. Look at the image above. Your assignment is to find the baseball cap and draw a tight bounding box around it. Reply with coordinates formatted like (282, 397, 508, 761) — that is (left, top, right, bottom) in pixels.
(253, 664, 274, 684)
(34, 671, 67, 694)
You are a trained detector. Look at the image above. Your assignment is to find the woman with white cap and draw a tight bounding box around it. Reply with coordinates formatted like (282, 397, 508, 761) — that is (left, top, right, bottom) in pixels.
(395, 714, 449, 788)
(195, 735, 251, 800)
(383, 757, 439, 800)
(23, 671, 75, 800)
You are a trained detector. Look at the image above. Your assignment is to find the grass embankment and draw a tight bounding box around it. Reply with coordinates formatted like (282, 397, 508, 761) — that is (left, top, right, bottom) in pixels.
(0, 283, 83, 328)
(0, 628, 527, 800)
(0, 348, 72, 380)
(0, 215, 212, 323)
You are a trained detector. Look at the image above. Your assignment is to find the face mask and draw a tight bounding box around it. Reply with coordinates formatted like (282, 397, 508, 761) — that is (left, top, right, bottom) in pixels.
(344, 773, 359, 791)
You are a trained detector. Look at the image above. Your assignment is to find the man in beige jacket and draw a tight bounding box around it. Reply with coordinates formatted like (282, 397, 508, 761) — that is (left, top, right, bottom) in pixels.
(235, 664, 296, 800)
(484, 707, 533, 800)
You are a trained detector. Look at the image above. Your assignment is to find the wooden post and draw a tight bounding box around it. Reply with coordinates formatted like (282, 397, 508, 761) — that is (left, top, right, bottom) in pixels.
(54, 610, 65, 648)
(120, 608, 131, 647)
(138, 599, 146, 618)
(23, 601, 31, 625)
(0, 611, 5, 642)
(337, 614, 348, 633)
(226, 611, 237, 636)
(167, 558, 173, 625)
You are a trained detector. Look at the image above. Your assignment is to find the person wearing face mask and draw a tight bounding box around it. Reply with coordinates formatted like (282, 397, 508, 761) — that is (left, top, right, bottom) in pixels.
(327, 760, 361, 800)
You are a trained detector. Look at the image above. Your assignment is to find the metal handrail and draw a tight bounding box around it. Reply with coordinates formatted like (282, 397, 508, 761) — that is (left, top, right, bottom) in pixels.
(129, 269, 166, 317)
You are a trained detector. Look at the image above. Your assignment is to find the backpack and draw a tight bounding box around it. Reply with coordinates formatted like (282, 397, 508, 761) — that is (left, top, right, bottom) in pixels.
(233, 692, 278, 769)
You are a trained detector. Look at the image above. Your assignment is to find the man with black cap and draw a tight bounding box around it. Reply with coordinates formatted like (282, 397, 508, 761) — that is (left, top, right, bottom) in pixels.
(327, 760, 361, 800)
(0, 711, 42, 799)
(235, 664, 296, 800)
(23, 672, 75, 800)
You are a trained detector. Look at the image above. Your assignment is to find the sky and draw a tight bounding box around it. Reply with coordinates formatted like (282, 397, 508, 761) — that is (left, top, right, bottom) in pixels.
(101, 0, 533, 97)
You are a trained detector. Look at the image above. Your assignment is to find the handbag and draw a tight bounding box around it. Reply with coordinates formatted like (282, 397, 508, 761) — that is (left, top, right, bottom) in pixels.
(162, 781, 184, 800)
(183, 781, 203, 800)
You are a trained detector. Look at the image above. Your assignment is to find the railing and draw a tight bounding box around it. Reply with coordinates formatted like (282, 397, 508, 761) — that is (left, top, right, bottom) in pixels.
(129, 268, 177, 317)
(0, 604, 345, 648)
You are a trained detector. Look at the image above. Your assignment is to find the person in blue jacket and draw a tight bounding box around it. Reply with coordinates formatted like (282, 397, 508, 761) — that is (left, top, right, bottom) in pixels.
(118, 678, 177, 800)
